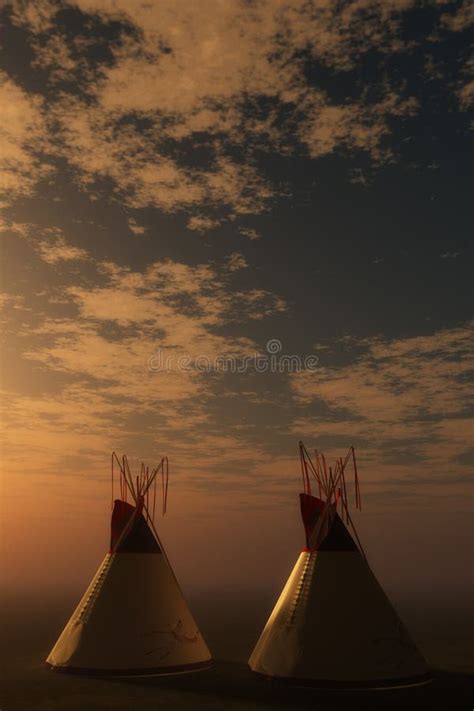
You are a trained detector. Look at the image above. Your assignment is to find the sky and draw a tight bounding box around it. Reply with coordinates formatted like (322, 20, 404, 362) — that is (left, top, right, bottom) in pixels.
(0, 1, 472, 605)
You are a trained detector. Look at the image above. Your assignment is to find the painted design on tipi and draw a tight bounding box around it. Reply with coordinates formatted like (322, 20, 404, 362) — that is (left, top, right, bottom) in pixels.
(248, 442, 431, 689)
(145, 620, 201, 659)
(46, 453, 212, 676)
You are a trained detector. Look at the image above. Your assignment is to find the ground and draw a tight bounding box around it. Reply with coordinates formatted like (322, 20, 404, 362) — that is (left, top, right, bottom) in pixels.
(1, 590, 472, 710)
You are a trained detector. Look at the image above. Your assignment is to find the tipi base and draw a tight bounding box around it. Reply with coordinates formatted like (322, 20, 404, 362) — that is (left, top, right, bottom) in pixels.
(251, 670, 433, 691)
(46, 659, 213, 678)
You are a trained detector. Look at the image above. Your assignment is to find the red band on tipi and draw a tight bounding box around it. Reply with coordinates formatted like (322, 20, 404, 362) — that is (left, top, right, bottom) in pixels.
(110, 499, 161, 554)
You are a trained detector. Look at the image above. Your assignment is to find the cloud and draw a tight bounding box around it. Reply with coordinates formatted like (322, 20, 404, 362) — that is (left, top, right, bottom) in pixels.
(300, 91, 418, 162)
(0, 243, 290, 485)
(458, 78, 474, 109)
(37, 230, 90, 264)
(0, 1, 470, 489)
(47, 96, 275, 216)
(440, 1, 474, 33)
(67, 0, 418, 111)
(7, 251, 284, 434)
(438, 1, 473, 110)
(290, 324, 474, 475)
(238, 227, 260, 240)
(226, 252, 248, 272)
(9, 0, 57, 33)
(7, 0, 464, 220)
(1, 220, 89, 265)
(127, 218, 146, 235)
(0, 71, 52, 206)
(0, 216, 29, 236)
(31, 29, 81, 83)
(187, 215, 221, 233)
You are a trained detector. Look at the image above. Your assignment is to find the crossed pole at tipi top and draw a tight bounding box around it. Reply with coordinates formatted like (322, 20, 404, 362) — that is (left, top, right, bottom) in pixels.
(109, 452, 170, 558)
(299, 441, 366, 559)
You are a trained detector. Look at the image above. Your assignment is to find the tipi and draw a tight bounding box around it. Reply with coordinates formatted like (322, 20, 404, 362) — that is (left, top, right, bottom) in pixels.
(248, 442, 431, 689)
(47, 454, 212, 676)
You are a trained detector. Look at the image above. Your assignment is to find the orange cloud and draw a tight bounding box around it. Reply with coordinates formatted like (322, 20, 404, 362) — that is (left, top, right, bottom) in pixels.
(0, 72, 52, 206)
(4, 0, 437, 221)
(290, 324, 474, 483)
(1, 249, 286, 482)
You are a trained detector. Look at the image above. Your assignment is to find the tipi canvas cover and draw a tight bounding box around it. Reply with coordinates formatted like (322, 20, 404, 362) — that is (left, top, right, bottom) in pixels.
(47, 455, 211, 676)
(249, 443, 431, 689)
